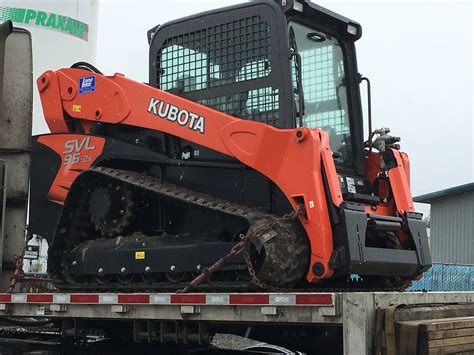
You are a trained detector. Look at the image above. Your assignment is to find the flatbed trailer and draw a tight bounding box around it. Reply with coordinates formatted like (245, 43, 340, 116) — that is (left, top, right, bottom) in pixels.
(1, 291, 474, 354)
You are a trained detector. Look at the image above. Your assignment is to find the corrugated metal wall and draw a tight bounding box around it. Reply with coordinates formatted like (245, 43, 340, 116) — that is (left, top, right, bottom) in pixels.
(431, 190, 474, 264)
(408, 263, 474, 291)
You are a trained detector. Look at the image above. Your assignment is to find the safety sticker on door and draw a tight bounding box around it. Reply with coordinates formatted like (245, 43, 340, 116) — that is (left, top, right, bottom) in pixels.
(79, 75, 96, 94)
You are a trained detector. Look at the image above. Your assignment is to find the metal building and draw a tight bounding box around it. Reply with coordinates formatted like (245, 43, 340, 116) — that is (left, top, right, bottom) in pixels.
(414, 183, 474, 264)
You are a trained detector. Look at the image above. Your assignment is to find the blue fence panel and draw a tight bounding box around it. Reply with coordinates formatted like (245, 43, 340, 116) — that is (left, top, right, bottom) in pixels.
(408, 263, 474, 291)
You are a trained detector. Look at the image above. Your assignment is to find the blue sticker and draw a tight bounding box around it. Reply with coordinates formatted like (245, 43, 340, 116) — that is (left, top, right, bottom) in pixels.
(78, 75, 96, 94)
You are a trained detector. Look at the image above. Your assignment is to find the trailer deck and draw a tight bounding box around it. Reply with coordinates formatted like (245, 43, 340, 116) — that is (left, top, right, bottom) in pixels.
(1, 291, 473, 354)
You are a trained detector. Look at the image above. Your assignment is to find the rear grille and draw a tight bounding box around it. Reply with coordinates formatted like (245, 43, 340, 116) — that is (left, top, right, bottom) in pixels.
(156, 15, 279, 126)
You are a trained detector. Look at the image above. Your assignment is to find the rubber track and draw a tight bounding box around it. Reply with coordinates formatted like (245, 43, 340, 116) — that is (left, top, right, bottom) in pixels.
(57, 166, 308, 290)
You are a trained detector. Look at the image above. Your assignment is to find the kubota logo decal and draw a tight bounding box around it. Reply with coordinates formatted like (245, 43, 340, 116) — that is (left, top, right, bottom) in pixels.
(147, 97, 205, 134)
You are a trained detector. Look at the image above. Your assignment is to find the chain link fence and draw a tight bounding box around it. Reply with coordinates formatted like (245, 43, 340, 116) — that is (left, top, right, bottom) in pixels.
(408, 263, 474, 291)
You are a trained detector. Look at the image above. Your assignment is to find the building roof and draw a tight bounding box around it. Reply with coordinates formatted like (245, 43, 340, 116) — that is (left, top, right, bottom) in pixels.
(414, 182, 474, 203)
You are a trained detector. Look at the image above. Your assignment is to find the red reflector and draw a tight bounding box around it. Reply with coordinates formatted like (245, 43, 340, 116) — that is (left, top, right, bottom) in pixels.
(118, 294, 150, 304)
(229, 294, 269, 305)
(70, 294, 99, 303)
(171, 294, 206, 304)
(0, 294, 11, 302)
(27, 294, 53, 303)
(295, 294, 333, 305)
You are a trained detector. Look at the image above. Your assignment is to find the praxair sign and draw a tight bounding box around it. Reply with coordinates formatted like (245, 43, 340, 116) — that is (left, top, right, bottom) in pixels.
(0, 6, 88, 41)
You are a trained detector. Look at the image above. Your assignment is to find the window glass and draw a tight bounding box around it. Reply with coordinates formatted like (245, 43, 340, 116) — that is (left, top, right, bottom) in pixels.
(290, 22, 353, 167)
(159, 44, 220, 92)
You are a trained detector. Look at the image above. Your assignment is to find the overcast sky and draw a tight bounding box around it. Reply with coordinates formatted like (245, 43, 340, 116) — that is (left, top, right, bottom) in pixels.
(95, 0, 473, 214)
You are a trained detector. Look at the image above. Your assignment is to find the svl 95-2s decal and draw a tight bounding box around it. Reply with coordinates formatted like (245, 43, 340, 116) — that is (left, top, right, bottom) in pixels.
(63, 137, 96, 165)
(38, 135, 105, 204)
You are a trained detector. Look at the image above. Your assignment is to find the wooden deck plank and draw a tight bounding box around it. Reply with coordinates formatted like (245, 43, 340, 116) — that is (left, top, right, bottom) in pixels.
(428, 335, 474, 349)
(426, 327, 474, 340)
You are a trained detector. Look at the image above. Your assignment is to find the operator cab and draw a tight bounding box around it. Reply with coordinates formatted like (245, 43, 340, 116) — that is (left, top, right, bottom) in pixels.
(149, 0, 365, 179)
(289, 21, 353, 168)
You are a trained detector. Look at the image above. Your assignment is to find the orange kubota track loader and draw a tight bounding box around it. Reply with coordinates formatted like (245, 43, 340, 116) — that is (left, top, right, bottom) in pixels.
(29, 0, 431, 290)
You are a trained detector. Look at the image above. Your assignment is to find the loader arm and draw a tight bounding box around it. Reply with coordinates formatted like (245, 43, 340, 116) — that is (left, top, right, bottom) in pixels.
(38, 68, 347, 282)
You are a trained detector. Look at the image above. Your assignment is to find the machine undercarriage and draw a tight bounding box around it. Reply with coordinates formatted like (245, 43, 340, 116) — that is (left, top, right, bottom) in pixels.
(50, 167, 310, 291)
(46, 166, 408, 292)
